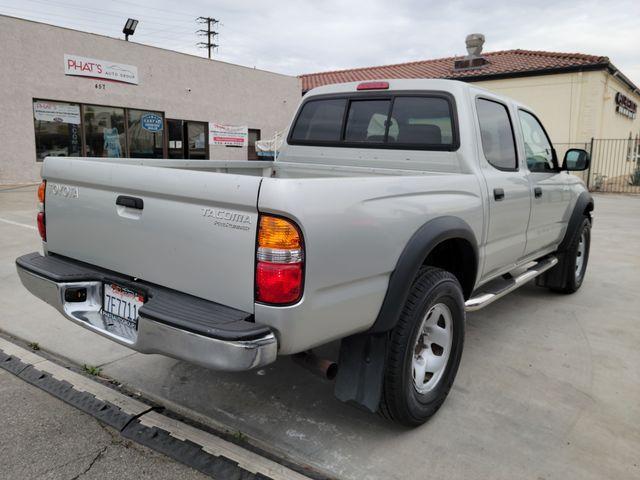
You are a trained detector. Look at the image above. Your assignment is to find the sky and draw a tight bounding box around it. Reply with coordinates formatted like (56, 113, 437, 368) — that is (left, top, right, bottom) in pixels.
(0, 0, 638, 84)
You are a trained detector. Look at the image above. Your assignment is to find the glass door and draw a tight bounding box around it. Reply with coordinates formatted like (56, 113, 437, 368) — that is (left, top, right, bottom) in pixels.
(185, 121, 208, 159)
(248, 128, 261, 160)
(167, 119, 184, 159)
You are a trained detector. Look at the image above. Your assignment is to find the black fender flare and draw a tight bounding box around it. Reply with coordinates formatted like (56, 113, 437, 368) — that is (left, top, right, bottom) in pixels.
(334, 216, 478, 412)
(536, 190, 594, 289)
(558, 191, 594, 252)
(369, 215, 478, 334)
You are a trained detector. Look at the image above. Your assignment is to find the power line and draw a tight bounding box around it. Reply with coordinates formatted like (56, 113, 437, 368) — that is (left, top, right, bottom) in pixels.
(106, 0, 199, 21)
(4, 0, 196, 28)
(0, 3, 195, 45)
(0, 4, 223, 59)
(196, 16, 219, 59)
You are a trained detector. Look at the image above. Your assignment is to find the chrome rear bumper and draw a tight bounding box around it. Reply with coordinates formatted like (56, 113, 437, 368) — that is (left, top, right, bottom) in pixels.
(16, 257, 277, 371)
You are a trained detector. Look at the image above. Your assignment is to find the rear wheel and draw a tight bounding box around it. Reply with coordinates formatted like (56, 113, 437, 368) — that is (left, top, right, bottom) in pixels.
(379, 267, 465, 426)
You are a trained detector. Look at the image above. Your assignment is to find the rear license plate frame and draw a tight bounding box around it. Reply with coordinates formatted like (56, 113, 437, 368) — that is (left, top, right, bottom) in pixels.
(102, 282, 145, 333)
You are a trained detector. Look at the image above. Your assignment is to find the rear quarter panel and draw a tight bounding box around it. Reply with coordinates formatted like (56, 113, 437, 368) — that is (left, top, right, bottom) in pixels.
(256, 173, 483, 353)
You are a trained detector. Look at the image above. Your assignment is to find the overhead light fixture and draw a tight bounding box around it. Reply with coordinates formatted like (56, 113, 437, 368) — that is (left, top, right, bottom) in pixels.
(123, 18, 138, 41)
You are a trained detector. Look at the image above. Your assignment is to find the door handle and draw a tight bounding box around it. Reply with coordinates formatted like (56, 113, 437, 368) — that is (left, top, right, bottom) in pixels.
(116, 195, 144, 210)
(534, 187, 543, 198)
(493, 188, 505, 201)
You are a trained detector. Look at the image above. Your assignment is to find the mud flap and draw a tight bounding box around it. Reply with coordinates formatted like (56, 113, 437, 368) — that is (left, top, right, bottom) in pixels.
(536, 251, 568, 289)
(334, 333, 387, 413)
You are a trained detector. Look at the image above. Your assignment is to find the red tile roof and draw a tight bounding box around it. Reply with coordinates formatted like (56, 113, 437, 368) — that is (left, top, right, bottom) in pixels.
(300, 49, 610, 92)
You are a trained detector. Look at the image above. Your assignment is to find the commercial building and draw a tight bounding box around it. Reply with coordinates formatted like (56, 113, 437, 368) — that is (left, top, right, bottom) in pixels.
(0, 15, 301, 184)
(301, 38, 640, 192)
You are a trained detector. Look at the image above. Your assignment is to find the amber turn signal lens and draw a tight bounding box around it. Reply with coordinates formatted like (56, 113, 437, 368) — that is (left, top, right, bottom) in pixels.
(258, 216, 301, 249)
(37, 180, 46, 203)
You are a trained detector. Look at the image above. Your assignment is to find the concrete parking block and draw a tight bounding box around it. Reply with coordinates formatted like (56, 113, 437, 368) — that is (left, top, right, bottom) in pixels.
(0, 338, 315, 480)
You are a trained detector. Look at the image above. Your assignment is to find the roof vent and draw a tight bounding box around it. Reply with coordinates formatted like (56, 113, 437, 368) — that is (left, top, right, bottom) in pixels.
(454, 33, 489, 70)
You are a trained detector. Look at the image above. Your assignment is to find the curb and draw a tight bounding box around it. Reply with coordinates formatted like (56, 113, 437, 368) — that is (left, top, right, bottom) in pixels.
(0, 337, 315, 480)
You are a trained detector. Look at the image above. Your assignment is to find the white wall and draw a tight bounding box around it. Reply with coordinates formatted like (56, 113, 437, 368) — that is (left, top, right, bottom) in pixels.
(473, 70, 640, 145)
(0, 15, 301, 184)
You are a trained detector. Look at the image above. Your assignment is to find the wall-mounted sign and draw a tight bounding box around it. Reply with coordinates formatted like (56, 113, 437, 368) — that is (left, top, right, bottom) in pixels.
(615, 92, 637, 119)
(64, 54, 139, 85)
(33, 101, 81, 124)
(141, 113, 163, 132)
(209, 123, 248, 147)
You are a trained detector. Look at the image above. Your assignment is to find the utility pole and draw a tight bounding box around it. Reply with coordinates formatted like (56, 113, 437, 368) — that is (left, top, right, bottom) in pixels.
(196, 16, 219, 59)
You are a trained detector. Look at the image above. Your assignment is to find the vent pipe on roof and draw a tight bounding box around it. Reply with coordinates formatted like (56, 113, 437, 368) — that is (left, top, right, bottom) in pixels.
(454, 33, 489, 70)
(465, 33, 485, 57)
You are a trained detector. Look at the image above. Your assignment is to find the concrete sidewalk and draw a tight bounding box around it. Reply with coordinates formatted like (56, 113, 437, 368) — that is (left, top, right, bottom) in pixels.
(1, 185, 639, 480)
(0, 367, 207, 480)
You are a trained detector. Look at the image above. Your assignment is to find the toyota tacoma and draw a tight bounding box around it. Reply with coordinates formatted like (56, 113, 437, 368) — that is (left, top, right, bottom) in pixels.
(17, 79, 593, 426)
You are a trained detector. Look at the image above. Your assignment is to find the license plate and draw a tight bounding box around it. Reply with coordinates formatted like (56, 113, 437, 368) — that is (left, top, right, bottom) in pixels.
(103, 283, 144, 331)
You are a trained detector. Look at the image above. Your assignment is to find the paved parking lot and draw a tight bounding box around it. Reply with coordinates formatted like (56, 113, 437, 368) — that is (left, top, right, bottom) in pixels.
(0, 368, 207, 480)
(1, 185, 639, 480)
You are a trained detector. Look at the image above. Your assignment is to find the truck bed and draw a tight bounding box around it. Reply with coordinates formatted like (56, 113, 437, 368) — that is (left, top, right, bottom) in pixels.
(71, 158, 442, 178)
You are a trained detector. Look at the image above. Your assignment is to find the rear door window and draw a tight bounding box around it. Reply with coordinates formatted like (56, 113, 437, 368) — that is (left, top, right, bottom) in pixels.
(290, 99, 346, 142)
(476, 98, 517, 170)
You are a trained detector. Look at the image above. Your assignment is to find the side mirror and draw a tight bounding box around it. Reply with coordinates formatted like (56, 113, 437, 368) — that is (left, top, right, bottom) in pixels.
(563, 148, 590, 171)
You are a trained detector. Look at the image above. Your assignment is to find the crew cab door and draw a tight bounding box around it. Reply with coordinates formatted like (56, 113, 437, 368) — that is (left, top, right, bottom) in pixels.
(516, 109, 572, 256)
(475, 97, 531, 278)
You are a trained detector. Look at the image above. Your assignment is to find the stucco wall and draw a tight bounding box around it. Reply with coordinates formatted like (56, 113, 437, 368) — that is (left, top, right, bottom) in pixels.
(0, 16, 301, 184)
(597, 72, 640, 140)
(473, 70, 640, 145)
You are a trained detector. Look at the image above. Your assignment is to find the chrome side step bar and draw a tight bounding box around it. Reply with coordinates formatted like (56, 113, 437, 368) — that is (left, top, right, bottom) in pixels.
(465, 256, 558, 312)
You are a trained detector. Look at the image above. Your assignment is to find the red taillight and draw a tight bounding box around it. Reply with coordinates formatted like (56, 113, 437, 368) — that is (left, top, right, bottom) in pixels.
(37, 180, 46, 242)
(256, 215, 304, 305)
(37, 211, 46, 241)
(357, 81, 389, 91)
(256, 262, 303, 304)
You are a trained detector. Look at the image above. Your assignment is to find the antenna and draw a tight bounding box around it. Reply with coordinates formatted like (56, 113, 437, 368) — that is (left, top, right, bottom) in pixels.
(196, 16, 219, 59)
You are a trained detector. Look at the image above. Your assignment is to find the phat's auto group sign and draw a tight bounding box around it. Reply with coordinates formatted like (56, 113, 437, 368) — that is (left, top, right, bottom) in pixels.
(64, 54, 139, 85)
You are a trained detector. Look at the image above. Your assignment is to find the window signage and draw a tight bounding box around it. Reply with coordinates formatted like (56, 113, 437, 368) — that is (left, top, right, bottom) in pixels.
(209, 123, 248, 147)
(33, 101, 81, 124)
(615, 92, 637, 119)
(141, 113, 163, 132)
(64, 54, 139, 85)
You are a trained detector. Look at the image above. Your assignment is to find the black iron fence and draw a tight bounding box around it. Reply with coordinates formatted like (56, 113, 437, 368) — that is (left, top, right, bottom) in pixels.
(555, 137, 640, 194)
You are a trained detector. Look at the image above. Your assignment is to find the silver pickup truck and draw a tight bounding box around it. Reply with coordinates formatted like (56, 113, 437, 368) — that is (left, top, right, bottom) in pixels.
(17, 79, 593, 426)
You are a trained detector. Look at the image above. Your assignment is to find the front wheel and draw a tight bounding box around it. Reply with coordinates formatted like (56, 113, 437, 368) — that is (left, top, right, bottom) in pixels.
(379, 267, 465, 426)
(552, 217, 591, 294)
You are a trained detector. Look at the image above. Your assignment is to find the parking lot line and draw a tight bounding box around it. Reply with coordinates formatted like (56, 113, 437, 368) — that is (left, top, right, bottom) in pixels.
(0, 217, 37, 230)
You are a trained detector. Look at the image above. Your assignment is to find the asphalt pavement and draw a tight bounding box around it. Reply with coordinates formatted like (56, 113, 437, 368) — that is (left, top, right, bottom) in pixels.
(0, 367, 208, 480)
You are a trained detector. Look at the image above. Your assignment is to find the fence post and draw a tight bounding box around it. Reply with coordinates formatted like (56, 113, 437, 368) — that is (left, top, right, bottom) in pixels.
(587, 137, 594, 189)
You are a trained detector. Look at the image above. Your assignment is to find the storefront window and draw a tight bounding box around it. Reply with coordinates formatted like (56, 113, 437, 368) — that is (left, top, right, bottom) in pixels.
(33, 100, 82, 161)
(83, 105, 126, 158)
(127, 109, 164, 158)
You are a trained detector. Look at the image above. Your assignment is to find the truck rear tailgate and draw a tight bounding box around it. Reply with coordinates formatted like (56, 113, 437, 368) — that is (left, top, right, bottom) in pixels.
(42, 157, 261, 312)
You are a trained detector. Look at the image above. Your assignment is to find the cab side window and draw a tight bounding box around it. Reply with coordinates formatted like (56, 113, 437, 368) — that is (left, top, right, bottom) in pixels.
(476, 99, 517, 170)
(518, 110, 555, 172)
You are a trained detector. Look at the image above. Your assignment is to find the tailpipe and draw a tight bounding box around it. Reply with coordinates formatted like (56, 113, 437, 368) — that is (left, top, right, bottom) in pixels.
(292, 351, 338, 381)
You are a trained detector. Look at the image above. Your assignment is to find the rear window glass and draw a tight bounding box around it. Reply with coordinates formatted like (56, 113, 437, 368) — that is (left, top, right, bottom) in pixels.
(344, 100, 391, 143)
(390, 97, 453, 145)
(290, 99, 346, 142)
(289, 95, 456, 149)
